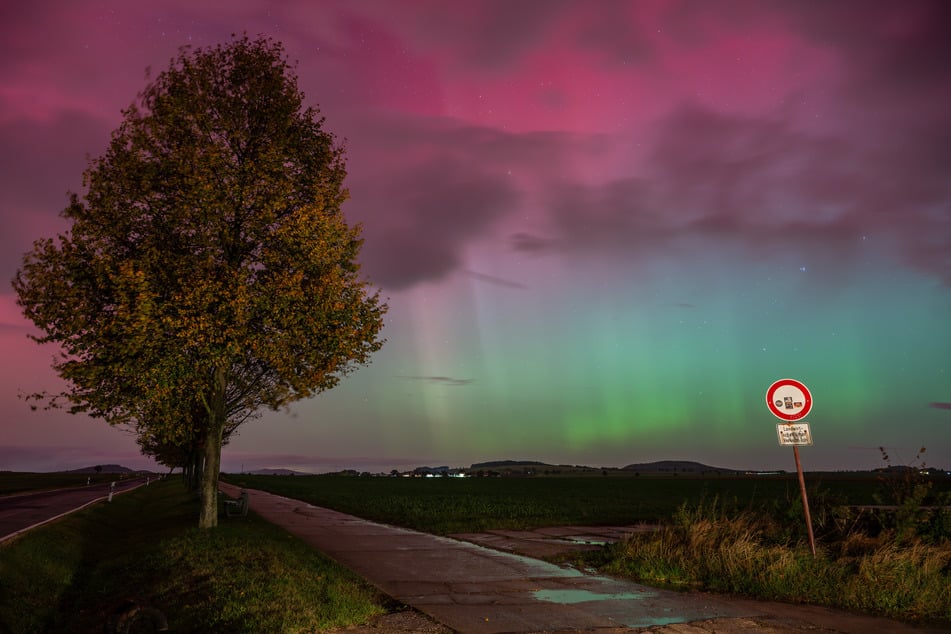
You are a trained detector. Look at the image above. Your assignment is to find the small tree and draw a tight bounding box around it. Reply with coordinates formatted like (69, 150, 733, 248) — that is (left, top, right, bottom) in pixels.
(14, 36, 386, 527)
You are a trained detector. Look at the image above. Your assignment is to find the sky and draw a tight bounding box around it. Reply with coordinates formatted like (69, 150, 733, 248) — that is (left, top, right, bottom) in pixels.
(1, 1, 949, 474)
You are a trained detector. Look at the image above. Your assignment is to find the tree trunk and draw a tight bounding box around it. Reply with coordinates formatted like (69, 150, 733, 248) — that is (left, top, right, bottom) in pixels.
(184, 450, 193, 489)
(190, 449, 204, 492)
(198, 365, 228, 529)
(198, 421, 223, 528)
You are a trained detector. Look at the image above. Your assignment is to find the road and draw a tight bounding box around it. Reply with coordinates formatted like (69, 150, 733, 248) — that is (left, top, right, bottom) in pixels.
(0, 477, 149, 542)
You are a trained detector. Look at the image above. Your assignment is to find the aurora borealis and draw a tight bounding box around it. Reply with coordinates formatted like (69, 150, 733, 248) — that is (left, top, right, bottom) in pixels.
(1, 1, 949, 473)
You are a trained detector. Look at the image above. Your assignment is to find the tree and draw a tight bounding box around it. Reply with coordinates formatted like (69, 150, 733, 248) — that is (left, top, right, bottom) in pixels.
(13, 36, 387, 528)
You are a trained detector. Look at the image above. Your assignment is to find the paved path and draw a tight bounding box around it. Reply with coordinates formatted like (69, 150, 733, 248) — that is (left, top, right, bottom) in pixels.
(219, 483, 944, 634)
(0, 477, 148, 543)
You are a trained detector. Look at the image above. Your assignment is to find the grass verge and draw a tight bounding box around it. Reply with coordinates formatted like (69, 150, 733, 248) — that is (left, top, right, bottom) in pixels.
(0, 479, 384, 633)
(566, 500, 951, 624)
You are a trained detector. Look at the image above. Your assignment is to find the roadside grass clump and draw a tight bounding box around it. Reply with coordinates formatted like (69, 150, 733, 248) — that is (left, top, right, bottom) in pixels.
(844, 540, 950, 617)
(597, 497, 951, 623)
(140, 522, 384, 632)
(0, 520, 89, 632)
(0, 479, 384, 633)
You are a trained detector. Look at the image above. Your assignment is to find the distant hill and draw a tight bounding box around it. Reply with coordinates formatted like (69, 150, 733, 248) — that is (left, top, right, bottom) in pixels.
(467, 459, 740, 474)
(622, 460, 737, 474)
(470, 460, 551, 469)
(245, 468, 313, 476)
(65, 464, 138, 474)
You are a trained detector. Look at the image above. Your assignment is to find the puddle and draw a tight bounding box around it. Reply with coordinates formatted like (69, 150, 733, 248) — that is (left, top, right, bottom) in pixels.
(563, 537, 609, 546)
(626, 616, 689, 628)
(532, 588, 654, 604)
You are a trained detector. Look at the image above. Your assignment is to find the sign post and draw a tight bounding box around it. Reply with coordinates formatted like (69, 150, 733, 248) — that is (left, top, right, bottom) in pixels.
(766, 378, 816, 557)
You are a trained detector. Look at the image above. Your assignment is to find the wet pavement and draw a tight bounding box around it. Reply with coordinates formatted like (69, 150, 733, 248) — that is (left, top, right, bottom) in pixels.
(448, 525, 659, 560)
(219, 483, 945, 633)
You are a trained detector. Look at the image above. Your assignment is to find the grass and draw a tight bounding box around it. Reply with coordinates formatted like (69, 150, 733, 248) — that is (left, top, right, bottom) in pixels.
(0, 478, 385, 633)
(571, 498, 951, 624)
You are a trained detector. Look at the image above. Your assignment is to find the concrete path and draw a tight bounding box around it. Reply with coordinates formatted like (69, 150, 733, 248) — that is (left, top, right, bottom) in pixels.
(219, 483, 943, 634)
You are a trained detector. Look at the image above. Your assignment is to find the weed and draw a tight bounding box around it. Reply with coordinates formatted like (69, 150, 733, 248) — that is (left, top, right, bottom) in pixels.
(873, 446, 949, 543)
(596, 502, 950, 623)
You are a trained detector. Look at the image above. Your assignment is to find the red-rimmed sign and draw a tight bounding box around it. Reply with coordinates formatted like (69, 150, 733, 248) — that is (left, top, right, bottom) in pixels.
(766, 378, 812, 421)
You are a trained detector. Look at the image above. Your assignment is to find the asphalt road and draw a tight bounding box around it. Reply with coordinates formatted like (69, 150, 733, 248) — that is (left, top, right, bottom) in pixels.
(0, 477, 149, 542)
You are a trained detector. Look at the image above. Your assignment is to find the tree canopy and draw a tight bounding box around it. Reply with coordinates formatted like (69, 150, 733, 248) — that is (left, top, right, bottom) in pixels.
(13, 36, 387, 527)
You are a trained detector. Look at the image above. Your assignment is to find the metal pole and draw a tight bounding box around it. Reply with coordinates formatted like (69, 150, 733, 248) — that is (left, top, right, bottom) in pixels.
(793, 445, 816, 557)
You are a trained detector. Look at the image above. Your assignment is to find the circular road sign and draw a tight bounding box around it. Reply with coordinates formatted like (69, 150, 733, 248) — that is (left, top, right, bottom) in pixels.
(766, 378, 812, 421)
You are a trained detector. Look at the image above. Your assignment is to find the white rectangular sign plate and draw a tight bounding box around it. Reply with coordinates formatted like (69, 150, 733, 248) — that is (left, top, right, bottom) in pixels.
(776, 422, 812, 446)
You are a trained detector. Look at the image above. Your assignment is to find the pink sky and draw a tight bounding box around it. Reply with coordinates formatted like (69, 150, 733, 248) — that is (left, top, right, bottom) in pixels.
(2, 1, 949, 473)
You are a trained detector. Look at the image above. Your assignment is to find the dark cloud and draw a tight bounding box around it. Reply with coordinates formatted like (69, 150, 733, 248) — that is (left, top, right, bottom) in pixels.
(405, 0, 570, 69)
(511, 232, 560, 254)
(343, 116, 606, 290)
(465, 270, 526, 290)
(529, 102, 951, 285)
(782, 0, 951, 98)
(568, 1, 654, 66)
(0, 110, 112, 282)
(929, 402, 951, 411)
(404, 375, 473, 387)
(387, 0, 654, 72)
(4, 0, 950, 300)
(349, 153, 518, 290)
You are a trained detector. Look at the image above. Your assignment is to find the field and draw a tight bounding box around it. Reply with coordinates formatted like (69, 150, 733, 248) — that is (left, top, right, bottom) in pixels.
(220, 471, 949, 534)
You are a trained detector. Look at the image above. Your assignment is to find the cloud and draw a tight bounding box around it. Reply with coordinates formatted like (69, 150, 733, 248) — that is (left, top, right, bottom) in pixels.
(4, 0, 950, 300)
(523, 101, 951, 285)
(379, 0, 656, 74)
(929, 402, 951, 411)
(0, 110, 114, 282)
(350, 152, 518, 290)
(386, 0, 569, 70)
(404, 375, 474, 387)
(465, 269, 526, 290)
(343, 115, 607, 290)
(783, 0, 951, 102)
(511, 232, 560, 254)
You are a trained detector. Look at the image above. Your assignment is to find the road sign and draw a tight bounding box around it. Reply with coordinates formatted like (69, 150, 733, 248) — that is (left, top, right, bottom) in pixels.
(777, 422, 812, 446)
(766, 378, 812, 421)
(766, 378, 816, 557)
